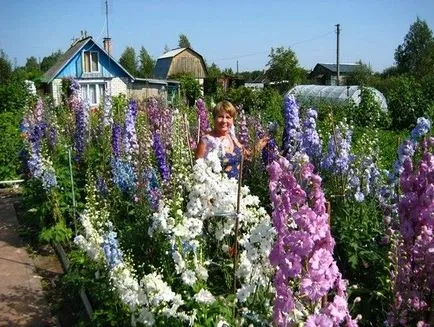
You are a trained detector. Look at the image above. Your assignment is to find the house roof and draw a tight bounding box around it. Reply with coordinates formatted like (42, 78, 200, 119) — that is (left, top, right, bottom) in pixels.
(154, 47, 207, 79)
(42, 36, 134, 83)
(157, 48, 187, 59)
(313, 63, 361, 74)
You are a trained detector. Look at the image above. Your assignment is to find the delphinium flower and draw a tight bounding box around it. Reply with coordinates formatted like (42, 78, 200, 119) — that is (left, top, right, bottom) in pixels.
(144, 168, 161, 211)
(111, 123, 122, 159)
(195, 98, 210, 136)
(40, 157, 57, 190)
(387, 144, 434, 327)
(47, 126, 57, 149)
(27, 122, 45, 178)
(237, 105, 249, 147)
(110, 157, 137, 195)
(96, 176, 108, 197)
(102, 86, 113, 127)
(124, 99, 139, 162)
(73, 99, 89, 162)
(152, 131, 171, 183)
(281, 94, 301, 157)
(267, 156, 356, 326)
(300, 108, 322, 164)
(102, 222, 123, 268)
(322, 121, 353, 175)
(410, 117, 431, 141)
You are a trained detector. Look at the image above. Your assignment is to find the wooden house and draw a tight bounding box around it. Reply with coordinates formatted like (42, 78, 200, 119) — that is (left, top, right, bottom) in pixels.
(153, 48, 207, 82)
(42, 35, 179, 106)
(41, 36, 134, 106)
(309, 63, 361, 85)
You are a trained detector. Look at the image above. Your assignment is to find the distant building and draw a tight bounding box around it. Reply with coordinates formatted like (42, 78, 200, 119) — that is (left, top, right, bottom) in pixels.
(309, 63, 361, 85)
(154, 47, 207, 83)
(41, 35, 178, 106)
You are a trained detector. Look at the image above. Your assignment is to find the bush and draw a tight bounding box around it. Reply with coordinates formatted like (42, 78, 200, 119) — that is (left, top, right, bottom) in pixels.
(0, 111, 23, 180)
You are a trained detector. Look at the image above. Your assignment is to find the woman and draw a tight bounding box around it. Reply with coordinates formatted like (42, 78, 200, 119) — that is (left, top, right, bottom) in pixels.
(195, 100, 268, 179)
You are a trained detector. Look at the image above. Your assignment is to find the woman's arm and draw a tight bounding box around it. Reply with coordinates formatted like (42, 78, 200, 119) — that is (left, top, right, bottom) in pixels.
(195, 139, 207, 159)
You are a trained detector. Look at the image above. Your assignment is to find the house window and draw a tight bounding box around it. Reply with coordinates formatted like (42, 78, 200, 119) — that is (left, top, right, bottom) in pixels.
(81, 83, 105, 106)
(83, 51, 99, 73)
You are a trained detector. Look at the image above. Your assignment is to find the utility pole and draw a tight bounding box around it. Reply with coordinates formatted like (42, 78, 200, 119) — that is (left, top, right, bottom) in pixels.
(336, 23, 340, 86)
(236, 60, 239, 75)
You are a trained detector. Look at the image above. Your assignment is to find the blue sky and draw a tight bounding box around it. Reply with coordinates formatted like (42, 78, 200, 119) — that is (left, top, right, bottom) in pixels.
(1, 0, 433, 73)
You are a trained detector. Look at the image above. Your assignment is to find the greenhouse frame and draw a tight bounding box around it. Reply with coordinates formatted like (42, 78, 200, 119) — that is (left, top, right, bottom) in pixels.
(287, 85, 388, 111)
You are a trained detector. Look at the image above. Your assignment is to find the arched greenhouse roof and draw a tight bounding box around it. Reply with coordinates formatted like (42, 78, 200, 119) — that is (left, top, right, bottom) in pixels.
(287, 85, 388, 111)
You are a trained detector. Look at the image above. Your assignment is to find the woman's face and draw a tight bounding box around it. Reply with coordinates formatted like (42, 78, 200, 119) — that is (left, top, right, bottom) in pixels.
(214, 110, 233, 135)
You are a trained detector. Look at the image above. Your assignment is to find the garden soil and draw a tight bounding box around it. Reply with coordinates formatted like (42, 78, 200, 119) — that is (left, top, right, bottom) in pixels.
(0, 188, 60, 326)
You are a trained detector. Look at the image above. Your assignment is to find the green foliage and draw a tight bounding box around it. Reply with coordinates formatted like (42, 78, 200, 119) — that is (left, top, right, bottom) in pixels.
(175, 73, 201, 106)
(178, 33, 192, 48)
(0, 79, 32, 113)
(345, 60, 374, 86)
(40, 50, 63, 73)
(349, 87, 390, 128)
(265, 46, 306, 92)
(0, 111, 23, 180)
(206, 62, 221, 78)
(387, 75, 426, 129)
(137, 46, 155, 78)
(40, 220, 72, 244)
(119, 46, 138, 76)
(394, 17, 434, 77)
(0, 49, 13, 84)
(332, 198, 392, 326)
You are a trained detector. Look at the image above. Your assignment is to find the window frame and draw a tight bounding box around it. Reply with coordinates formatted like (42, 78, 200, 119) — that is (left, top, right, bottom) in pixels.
(82, 51, 100, 73)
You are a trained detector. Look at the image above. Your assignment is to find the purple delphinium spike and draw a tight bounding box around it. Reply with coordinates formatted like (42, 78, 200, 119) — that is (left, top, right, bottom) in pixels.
(267, 157, 355, 326)
(281, 94, 301, 157)
(152, 131, 170, 183)
(73, 100, 89, 162)
(322, 122, 352, 174)
(301, 108, 322, 163)
(196, 98, 210, 136)
(124, 100, 138, 161)
(111, 123, 122, 159)
(387, 145, 433, 326)
(236, 105, 249, 147)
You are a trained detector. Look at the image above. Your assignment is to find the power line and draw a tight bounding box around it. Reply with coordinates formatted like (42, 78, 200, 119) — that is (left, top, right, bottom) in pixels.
(210, 30, 335, 63)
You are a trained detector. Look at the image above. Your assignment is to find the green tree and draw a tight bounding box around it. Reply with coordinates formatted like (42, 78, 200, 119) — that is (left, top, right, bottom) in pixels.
(119, 46, 138, 76)
(178, 34, 192, 48)
(40, 50, 63, 72)
(387, 76, 426, 129)
(394, 18, 434, 76)
(0, 50, 12, 84)
(137, 46, 155, 78)
(24, 56, 42, 81)
(345, 60, 373, 85)
(207, 62, 221, 78)
(265, 47, 304, 92)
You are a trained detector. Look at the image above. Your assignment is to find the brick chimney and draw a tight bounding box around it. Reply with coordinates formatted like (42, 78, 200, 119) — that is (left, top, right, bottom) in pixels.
(103, 37, 112, 56)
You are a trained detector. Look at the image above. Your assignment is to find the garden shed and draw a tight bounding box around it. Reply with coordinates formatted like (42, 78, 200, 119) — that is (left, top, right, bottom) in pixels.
(287, 84, 388, 111)
(153, 47, 207, 80)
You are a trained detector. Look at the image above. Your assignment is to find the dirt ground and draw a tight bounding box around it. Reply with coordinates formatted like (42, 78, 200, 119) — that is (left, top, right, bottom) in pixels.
(0, 187, 71, 326)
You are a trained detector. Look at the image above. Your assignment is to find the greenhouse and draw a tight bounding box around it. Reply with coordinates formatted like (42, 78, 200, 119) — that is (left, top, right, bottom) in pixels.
(287, 84, 388, 111)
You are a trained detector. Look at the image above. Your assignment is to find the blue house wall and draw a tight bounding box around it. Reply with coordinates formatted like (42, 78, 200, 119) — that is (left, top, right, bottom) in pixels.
(56, 41, 131, 80)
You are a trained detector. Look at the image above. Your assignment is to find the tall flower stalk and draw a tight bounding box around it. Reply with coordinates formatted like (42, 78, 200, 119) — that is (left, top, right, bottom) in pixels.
(387, 140, 433, 327)
(124, 100, 139, 162)
(267, 156, 356, 326)
(196, 98, 210, 136)
(281, 94, 301, 157)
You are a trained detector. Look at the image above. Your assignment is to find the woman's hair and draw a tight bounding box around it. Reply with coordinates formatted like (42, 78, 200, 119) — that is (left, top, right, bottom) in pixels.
(213, 100, 237, 119)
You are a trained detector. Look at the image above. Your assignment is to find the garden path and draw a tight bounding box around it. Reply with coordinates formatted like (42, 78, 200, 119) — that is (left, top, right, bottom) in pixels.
(0, 191, 54, 326)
